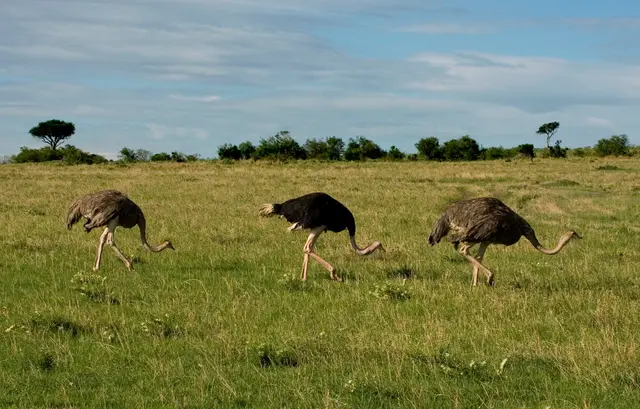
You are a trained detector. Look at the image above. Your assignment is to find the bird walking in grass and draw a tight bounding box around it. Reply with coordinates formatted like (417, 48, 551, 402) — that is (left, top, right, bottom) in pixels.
(259, 192, 385, 281)
(428, 196, 581, 286)
(67, 189, 174, 271)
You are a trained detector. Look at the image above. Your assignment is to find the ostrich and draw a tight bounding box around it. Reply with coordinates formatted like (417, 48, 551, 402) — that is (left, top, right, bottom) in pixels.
(258, 192, 385, 281)
(428, 196, 581, 286)
(67, 189, 174, 271)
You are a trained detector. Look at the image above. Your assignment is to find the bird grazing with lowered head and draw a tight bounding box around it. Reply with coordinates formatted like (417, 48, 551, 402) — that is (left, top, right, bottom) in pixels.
(428, 196, 581, 286)
(67, 189, 174, 271)
(259, 192, 385, 281)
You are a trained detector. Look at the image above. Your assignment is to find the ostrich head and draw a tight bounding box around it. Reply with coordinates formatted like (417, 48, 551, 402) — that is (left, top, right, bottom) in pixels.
(567, 230, 582, 240)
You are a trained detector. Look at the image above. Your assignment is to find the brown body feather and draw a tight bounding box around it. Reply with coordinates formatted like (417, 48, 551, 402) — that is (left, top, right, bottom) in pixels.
(67, 189, 174, 271)
(429, 197, 581, 286)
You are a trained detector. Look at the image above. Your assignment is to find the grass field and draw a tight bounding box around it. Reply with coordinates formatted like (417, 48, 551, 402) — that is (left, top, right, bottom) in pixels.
(1, 157, 639, 408)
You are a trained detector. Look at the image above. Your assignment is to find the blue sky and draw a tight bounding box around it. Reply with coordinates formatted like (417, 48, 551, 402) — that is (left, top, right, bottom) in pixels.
(1, 0, 639, 159)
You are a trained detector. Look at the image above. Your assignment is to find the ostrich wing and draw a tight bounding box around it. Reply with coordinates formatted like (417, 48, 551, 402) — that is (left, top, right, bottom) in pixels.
(83, 194, 128, 229)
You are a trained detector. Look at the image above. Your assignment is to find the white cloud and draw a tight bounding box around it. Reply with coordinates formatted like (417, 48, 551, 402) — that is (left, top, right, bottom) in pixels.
(398, 22, 492, 34)
(584, 117, 613, 128)
(168, 94, 221, 103)
(0, 0, 639, 157)
(146, 124, 209, 141)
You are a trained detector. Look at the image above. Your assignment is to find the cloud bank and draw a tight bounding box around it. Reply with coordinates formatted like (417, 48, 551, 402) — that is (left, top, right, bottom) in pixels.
(0, 0, 638, 157)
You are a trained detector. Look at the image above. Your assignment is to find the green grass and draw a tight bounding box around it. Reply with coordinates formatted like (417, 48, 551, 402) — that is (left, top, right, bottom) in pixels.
(1, 157, 639, 408)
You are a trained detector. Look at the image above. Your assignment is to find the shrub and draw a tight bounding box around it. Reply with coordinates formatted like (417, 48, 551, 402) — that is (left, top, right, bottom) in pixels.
(482, 146, 508, 160)
(344, 136, 385, 161)
(516, 144, 535, 160)
(60, 145, 108, 165)
(150, 152, 172, 161)
(594, 134, 630, 157)
(170, 151, 187, 162)
(415, 137, 443, 160)
(217, 144, 242, 160)
(387, 145, 405, 160)
(255, 131, 306, 160)
(442, 135, 481, 161)
(548, 140, 568, 158)
(238, 141, 256, 160)
(12, 146, 62, 163)
(304, 137, 345, 160)
(11, 145, 107, 164)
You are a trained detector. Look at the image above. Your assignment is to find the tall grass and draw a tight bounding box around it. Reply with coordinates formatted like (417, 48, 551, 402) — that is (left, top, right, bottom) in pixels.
(0, 157, 639, 408)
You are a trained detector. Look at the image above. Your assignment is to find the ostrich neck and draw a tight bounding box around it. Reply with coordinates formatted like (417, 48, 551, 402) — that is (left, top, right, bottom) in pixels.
(138, 213, 168, 252)
(525, 231, 572, 255)
(350, 235, 373, 255)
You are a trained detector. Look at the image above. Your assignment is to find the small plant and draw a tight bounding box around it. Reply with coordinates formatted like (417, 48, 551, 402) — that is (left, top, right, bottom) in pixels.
(252, 342, 299, 368)
(28, 313, 86, 338)
(278, 273, 312, 292)
(140, 314, 184, 338)
(37, 351, 56, 372)
(386, 265, 414, 280)
(412, 349, 507, 381)
(71, 272, 120, 305)
(369, 283, 411, 301)
(596, 164, 621, 171)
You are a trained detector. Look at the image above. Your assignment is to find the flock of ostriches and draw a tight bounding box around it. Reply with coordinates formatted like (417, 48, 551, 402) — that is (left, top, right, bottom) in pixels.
(67, 189, 581, 286)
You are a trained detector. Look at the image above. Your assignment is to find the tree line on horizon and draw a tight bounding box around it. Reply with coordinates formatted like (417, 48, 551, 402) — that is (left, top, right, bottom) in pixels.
(5, 119, 636, 164)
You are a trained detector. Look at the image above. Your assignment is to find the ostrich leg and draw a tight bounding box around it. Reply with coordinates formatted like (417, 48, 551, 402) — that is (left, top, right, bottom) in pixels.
(301, 226, 339, 281)
(301, 229, 320, 281)
(93, 228, 109, 271)
(471, 242, 490, 286)
(106, 231, 133, 271)
(459, 242, 494, 286)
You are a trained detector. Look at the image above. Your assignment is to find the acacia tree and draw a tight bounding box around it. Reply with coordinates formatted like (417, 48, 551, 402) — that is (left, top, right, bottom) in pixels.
(536, 121, 559, 150)
(29, 119, 76, 150)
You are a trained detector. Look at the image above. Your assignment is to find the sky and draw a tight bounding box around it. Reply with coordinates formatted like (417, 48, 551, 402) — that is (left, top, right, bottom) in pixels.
(1, 0, 639, 159)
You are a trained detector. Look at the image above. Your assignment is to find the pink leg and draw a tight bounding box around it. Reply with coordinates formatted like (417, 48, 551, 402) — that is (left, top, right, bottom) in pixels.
(93, 228, 109, 271)
(301, 227, 339, 281)
(459, 243, 494, 286)
(106, 230, 132, 271)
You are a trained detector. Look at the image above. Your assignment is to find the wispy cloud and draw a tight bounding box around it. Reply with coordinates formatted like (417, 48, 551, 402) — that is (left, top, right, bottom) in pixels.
(0, 0, 639, 157)
(398, 22, 493, 34)
(564, 17, 640, 30)
(168, 94, 221, 103)
(146, 124, 209, 141)
(584, 116, 613, 128)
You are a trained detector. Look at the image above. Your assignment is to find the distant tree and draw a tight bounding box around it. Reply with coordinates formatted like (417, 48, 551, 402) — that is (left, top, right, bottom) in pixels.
(387, 145, 405, 160)
(11, 145, 106, 164)
(135, 149, 151, 162)
(594, 134, 630, 157)
(60, 145, 108, 165)
(255, 131, 306, 160)
(415, 137, 443, 160)
(548, 140, 568, 158)
(185, 153, 200, 162)
(29, 119, 76, 151)
(304, 136, 345, 160)
(344, 136, 385, 161)
(516, 143, 535, 161)
(171, 151, 187, 162)
(119, 147, 138, 162)
(218, 143, 242, 160)
(442, 135, 480, 161)
(12, 146, 62, 163)
(238, 141, 256, 160)
(482, 146, 508, 160)
(304, 138, 331, 159)
(536, 121, 560, 150)
(150, 152, 172, 161)
(325, 137, 345, 160)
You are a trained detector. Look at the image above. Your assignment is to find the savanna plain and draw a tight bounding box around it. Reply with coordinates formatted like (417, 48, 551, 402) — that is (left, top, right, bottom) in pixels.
(1, 158, 639, 409)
